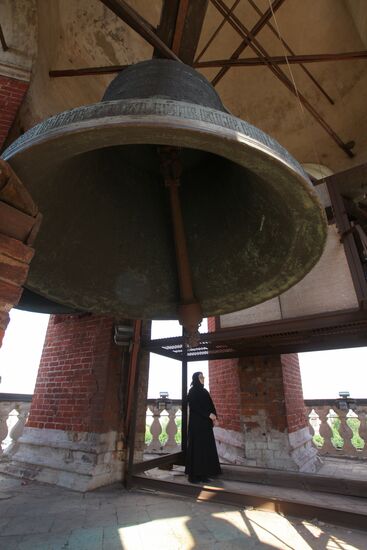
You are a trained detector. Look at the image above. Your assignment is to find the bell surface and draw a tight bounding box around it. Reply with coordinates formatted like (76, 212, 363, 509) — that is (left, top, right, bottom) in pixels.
(2, 60, 327, 320)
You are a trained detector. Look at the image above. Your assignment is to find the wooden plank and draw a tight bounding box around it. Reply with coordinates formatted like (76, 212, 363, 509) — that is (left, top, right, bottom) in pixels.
(195, 50, 367, 68)
(132, 451, 183, 474)
(131, 475, 367, 531)
(220, 464, 367, 498)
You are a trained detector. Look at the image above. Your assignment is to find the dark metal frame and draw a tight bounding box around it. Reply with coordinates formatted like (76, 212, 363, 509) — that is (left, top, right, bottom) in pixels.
(126, 328, 188, 482)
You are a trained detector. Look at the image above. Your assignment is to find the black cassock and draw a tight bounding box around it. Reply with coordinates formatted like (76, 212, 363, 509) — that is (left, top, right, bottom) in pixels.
(185, 385, 222, 480)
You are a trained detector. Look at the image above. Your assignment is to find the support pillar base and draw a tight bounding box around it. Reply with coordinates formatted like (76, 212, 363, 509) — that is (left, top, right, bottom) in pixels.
(0, 427, 124, 492)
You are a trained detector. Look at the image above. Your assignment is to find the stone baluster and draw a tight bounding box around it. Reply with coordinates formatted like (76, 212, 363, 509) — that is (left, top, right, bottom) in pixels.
(164, 405, 179, 452)
(318, 408, 335, 455)
(338, 409, 357, 456)
(308, 409, 320, 443)
(357, 408, 367, 454)
(0, 403, 13, 456)
(5, 402, 31, 456)
(149, 404, 163, 452)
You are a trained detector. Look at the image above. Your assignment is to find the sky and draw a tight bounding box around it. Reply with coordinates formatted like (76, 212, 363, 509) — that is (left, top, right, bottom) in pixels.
(0, 310, 366, 399)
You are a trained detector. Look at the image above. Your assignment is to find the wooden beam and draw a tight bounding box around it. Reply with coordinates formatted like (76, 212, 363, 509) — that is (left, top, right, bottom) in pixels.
(195, 50, 367, 68)
(211, 0, 355, 158)
(211, 0, 286, 86)
(154, 0, 180, 57)
(246, 0, 334, 104)
(49, 64, 129, 78)
(176, 0, 209, 64)
(100, 0, 180, 61)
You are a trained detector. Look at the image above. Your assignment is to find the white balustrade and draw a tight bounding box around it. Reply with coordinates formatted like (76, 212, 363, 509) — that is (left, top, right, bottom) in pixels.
(0, 394, 32, 457)
(145, 399, 182, 454)
(305, 399, 367, 459)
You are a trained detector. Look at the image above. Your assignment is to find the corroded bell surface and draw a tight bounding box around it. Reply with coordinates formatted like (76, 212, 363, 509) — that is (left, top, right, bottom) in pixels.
(2, 59, 327, 319)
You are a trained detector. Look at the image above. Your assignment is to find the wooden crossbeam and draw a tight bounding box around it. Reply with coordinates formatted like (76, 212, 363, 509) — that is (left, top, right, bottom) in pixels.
(196, 50, 367, 68)
(100, 0, 180, 61)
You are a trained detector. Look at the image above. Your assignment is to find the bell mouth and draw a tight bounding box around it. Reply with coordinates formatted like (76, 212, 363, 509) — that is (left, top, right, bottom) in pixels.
(4, 96, 327, 319)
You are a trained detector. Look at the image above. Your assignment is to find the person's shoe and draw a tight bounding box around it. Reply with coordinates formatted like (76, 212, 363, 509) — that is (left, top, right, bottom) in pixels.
(200, 477, 212, 483)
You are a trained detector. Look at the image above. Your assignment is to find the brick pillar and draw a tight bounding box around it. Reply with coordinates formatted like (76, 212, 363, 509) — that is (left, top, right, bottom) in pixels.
(0, 160, 41, 347)
(208, 317, 245, 464)
(2, 314, 129, 491)
(0, 75, 29, 149)
(208, 315, 319, 472)
(0, 74, 33, 345)
(238, 353, 319, 472)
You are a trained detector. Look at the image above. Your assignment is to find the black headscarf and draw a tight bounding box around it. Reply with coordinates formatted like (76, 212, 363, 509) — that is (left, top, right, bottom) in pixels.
(190, 371, 203, 388)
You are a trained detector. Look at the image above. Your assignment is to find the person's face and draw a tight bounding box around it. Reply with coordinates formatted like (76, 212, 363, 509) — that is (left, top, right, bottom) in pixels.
(198, 373, 205, 385)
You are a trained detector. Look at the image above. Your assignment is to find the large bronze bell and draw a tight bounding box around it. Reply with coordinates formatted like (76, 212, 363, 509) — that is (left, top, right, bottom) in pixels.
(3, 60, 327, 331)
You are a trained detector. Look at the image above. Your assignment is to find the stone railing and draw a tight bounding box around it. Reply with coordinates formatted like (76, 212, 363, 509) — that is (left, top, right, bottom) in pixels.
(145, 398, 182, 454)
(0, 393, 33, 457)
(305, 399, 367, 459)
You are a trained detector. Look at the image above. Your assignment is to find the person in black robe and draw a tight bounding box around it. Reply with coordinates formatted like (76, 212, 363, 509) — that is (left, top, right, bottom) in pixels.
(185, 371, 222, 483)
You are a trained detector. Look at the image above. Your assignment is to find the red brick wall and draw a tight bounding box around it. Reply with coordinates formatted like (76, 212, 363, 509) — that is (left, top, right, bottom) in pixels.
(239, 355, 287, 432)
(27, 314, 123, 433)
(281, 353, 308, 433)
(207, 317, 241, 431)
(0, 75, 31, 344)
(0, 75, 28, 149)
(0, 234, 34, 346)
(208, 358, 241, 431)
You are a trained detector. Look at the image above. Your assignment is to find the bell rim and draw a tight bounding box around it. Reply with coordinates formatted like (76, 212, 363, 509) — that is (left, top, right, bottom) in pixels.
(3, 98, 328, 318)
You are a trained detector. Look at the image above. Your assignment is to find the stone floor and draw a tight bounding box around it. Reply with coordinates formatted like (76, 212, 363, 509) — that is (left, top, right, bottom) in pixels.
(0, 473, 366, 550)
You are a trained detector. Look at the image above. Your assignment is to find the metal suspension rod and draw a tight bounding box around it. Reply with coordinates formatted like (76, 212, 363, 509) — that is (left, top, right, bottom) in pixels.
(158, 146, 203, 346)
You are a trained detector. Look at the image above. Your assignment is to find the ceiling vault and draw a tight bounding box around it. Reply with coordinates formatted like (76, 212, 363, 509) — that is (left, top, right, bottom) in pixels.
(47, 0, 362, 158)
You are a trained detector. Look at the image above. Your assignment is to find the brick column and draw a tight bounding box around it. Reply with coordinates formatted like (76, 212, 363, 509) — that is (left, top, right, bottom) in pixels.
(0, 75, 29, 149)
(2, 314, 128, 491)
(0, 73, 33, 346)
(238, 353, 319, 472)
(208, 314, 319, 472)
(208, 317, 245, 463)
(0, 160, 41, 347)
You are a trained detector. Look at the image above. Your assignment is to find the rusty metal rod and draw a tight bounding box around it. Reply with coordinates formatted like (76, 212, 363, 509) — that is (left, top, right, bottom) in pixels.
(211, 0, 354, 158)
(0, 24, 8, 51)
(196, 50, 367, 68)
(246, 0, 334, 105)
(49, 48, 367, 78)
(100, 0, 181, 61)
(49, 64, 129, 77)
(211, 0, 286, 86)
(158, 147, 202, 343)
(195, 0, 241, 63)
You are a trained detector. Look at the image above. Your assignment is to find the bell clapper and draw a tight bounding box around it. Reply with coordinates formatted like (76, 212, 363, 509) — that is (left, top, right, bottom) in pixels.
(158, 146, 203, 347)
